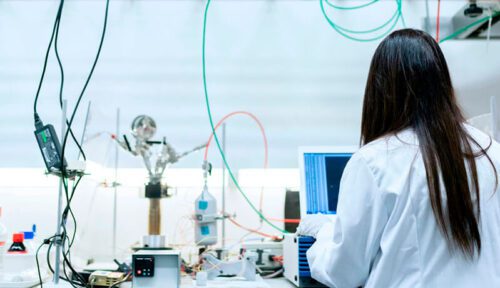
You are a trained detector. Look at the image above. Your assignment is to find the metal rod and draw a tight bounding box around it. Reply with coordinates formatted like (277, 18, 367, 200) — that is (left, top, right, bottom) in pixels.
(425, 0, 431, 33)
(113, 108, 120, 258)
(221, 123, 227, 249)
(53, 100, 68, 284)
(78, 101, 92, 160)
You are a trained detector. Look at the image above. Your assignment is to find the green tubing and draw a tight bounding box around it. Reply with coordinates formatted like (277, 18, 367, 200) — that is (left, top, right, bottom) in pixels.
(320, 0, 403, 42)
(334, 7, 399, 34)
(324, 0, 379, 10)
(202, 0, 289, 235)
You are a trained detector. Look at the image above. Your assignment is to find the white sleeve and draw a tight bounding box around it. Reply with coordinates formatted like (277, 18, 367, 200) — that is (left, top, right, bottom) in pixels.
(307, 153, 389, 288)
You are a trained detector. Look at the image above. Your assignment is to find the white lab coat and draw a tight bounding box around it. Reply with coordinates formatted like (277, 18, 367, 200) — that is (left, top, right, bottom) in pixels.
(307, 125, 500, 288)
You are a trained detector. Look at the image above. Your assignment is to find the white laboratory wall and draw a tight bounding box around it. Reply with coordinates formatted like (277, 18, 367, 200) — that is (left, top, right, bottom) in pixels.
(0, 0, 499, 168)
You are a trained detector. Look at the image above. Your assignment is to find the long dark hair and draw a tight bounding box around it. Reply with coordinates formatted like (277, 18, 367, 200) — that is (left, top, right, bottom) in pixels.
(361, 29, 497, 258)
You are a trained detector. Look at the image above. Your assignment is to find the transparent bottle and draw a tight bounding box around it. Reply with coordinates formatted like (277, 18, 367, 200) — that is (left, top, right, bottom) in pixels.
(194, 186, 218, 246)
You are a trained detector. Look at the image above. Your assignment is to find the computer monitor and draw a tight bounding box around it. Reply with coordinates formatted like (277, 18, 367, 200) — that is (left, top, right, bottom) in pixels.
(298, 146, 357, 217)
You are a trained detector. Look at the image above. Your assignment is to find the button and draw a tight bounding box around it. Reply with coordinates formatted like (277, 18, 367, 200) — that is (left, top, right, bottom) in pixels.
(137, 270, 142, 275)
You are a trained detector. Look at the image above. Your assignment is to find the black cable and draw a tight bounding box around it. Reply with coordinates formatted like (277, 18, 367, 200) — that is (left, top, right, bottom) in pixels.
(46, 240, 54, 274)
(53, 0, 87, 161)
(43, 177, 85, 287)
(33, 2, 86, 286)
(60, 177, 87, 286)
(36, 243, 45, 288)
(33, 1, 64, 117)
(39, 0, 111, 285)
(46, 233, 84, 287)
(61, 229, 81, 288)
(36, 236, 57, 288)
(60, 0, 110, 165)
(54, 1, 111, 280)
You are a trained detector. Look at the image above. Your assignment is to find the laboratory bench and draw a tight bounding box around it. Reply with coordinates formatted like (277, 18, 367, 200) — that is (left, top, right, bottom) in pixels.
(35, 276, 296, 288)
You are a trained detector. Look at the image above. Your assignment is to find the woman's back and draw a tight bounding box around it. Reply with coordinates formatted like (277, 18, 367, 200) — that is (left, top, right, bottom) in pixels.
(308, 125, 500, 288)
(358, 125, 500, 287)
(306, 29, 500, 288)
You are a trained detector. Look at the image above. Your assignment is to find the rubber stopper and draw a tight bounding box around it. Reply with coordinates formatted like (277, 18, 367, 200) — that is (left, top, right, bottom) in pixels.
(13, 233, 24, 243)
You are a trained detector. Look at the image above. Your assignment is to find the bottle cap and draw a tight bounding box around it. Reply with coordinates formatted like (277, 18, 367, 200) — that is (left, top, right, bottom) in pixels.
(24, 231, 35, 240)
(23, 224, 36, 240)
(13, 233, 24, 243)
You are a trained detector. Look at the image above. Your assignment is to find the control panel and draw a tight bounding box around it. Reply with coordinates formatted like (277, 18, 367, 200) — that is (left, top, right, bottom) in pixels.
(133, 256, 155, 278)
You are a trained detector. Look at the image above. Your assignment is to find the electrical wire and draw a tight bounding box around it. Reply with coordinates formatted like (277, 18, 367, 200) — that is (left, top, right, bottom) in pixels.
(319, 0, 404, 42)
(262, 268, 284, 279)
(33, 1, 63, 116)
(267, 217, 301, 224)
(54, 0, 110, 284)
(36, 236, 57, 288)
(203, 110, 269, 238)
(201, 0, 288, 235)
(60, 0, 110, 168)
(32, 1, 89, 286)
(228, 217, 281, 240)
(203, 111, 268, 167)
(108, 273, 131, 288)
(53, 0, 87, 161)
(436, 0, 441, 42)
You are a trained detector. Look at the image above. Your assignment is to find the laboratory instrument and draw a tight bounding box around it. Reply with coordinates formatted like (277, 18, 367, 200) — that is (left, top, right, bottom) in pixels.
(201, 252, 258, 281)
(283, 146, 355, 287)
(194, 161, 218, 246)
(115, 115, 205, 248)
(242, 240, 283, 274)
(424, 2, 500, 40)
(132, 250, 181, 288)
(88, 271, 127, 287)
(34, 120, 66, 174)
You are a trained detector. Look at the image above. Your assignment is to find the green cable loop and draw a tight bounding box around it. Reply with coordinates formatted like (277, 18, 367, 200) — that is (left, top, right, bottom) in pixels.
(324, 0, 379, 10)
(335, 7, 399, 34)
(399, 0, 407, 28)
(440, 11, 500, 43)
(320, 0, 402, 42)
(202, 0, 289, 235)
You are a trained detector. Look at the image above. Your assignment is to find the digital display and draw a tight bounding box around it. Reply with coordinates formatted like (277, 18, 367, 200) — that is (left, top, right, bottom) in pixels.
(304, 153, 352, 214)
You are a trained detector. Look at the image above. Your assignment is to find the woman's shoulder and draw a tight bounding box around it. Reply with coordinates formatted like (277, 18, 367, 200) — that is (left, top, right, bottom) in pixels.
(348, 129, 420, 180)
(356, 129, 419, 160)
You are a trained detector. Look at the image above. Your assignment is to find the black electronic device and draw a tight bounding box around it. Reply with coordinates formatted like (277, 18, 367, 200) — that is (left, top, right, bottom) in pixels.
(34, 123, 66, 173)
(284, 189, 300, 233)
(464, 3, 483, 18)
(133, 256, 155, 278)
(145, 182, 168, 198)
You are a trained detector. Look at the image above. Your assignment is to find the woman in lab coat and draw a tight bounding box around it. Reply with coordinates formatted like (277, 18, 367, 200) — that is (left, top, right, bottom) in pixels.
(298, 29, 500, 288)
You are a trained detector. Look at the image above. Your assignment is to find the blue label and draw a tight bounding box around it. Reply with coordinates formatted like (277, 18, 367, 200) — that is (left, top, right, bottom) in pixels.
(198, 200, 208, 210)
(201, 225, 210, 235)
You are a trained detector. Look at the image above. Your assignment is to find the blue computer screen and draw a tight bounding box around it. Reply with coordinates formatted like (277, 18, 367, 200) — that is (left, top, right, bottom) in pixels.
(304, 153, 352, 214)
